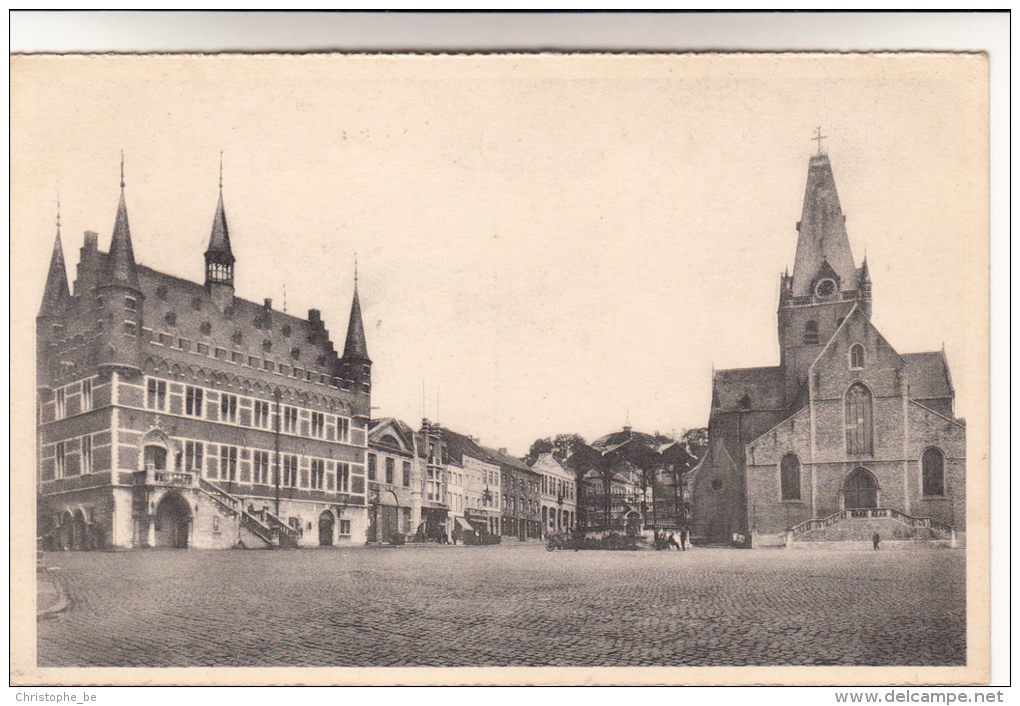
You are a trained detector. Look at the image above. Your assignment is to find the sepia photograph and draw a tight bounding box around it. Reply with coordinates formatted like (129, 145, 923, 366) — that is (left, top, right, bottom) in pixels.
(10, 31, 994, 687)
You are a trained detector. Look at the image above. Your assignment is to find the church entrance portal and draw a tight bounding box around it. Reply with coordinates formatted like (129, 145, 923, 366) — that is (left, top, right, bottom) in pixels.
(154, 493, 191, 548)
(843, 468, 879, 509)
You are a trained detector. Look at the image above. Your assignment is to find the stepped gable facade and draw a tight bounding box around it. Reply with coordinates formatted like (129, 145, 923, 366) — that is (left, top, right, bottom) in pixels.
(37, 165, 372, 549)
(691, 151, 965, 546)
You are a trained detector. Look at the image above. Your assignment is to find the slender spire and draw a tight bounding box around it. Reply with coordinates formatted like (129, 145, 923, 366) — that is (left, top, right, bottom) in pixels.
(342, 262, 370, 362)
(789, 150, 856, 297)
(105, 156, 140, 288)
(859, 255, 871, 285)
(40, 202, 71, 315)
(205, 153, 235, 290)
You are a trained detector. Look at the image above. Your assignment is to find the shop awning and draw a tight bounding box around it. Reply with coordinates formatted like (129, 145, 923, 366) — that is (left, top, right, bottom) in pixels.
(454, 516, 473, 531)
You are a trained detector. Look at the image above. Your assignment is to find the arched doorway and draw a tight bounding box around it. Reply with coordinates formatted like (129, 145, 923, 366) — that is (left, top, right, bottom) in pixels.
(72, 509, 88, 550)
(57, 511, 74, 550)
(154, 493, 191, 548)
(318, 510, 335, 546)
(843, 468, 879, 509)
(624, 510, 641, 536)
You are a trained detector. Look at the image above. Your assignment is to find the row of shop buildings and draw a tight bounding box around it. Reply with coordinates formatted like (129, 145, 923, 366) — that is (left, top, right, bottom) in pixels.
(366, 418, 578, 544)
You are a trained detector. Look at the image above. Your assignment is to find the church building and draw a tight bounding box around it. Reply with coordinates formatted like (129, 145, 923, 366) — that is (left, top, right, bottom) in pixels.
(37, 161, 372, 549)
(691, 149, 966, 547)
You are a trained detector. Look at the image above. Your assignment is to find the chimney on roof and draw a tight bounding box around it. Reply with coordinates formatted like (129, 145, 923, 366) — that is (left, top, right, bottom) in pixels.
(308, 308, 321, 324)
(263, 298, 272, 310)
(498, 447, 508, 455)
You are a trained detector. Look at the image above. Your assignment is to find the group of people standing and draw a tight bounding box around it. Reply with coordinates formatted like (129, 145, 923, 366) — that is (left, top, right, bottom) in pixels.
(653, 528, 689, 551)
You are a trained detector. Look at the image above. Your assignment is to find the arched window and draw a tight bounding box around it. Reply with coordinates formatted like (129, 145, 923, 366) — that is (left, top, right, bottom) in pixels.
(804, 321, 820, 345)
(845, 383, 874, 455)
(144, 445, 167, 471)
(850, 344, 865, 369)
(922, 447, 945, 497)
(780, 453, 801, 501)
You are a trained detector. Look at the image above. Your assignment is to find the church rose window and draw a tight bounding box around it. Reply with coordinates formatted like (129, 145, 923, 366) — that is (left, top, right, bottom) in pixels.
(845, 383, 874, 455)
(780, 453, 801, 501)
(922, 447, 945, 497)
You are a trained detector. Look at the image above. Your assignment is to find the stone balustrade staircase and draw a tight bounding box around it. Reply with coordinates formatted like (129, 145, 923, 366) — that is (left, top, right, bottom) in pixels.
(197, 477, 300, 549)
(788, 508, 956, 546)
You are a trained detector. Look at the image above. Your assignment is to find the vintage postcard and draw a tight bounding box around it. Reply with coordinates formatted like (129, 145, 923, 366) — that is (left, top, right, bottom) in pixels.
(11, 52, 990, 686)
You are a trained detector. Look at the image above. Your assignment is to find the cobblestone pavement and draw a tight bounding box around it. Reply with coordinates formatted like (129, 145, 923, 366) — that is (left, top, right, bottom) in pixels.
(37, 544, 965, 667)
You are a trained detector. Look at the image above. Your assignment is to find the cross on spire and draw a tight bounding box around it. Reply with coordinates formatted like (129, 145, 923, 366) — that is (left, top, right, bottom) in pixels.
(219, 150, 223, 191)
(120, 151, 125, 189)
(812, 126, 827, 155)
(56, 193, 61, 234)
(354, 252, 358, 286)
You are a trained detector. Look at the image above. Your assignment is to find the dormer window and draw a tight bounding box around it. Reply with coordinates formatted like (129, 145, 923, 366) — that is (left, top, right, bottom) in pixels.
(850, 343, 865, 369)
(125, 296, 137, 312)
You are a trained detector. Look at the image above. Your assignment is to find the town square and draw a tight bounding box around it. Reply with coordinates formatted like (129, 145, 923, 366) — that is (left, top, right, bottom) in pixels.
(38, 543, 965, 668)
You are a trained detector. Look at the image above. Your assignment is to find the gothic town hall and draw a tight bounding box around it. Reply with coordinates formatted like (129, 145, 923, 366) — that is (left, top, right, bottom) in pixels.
(36, 167, 372, 550)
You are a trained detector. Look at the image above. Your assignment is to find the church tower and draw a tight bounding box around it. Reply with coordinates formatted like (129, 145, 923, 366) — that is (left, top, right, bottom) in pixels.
(96, 157, 144, 373)
(777, 144, 868, 405)
(205, 155, 235, 311)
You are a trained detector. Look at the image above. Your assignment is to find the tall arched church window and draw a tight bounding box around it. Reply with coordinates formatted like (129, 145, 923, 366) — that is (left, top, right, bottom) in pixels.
(804, 321, 819, 345)
(845, 383, 874, 455)
(922, 447, 945, 497)
(850, 344, 865, 369)
(780, 453, 801, 501)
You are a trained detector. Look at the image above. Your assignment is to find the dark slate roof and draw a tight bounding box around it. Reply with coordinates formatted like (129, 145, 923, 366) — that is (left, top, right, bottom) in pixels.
(342, 286, 370, 362)
(40, 230, 70, 315)
(98, 251, 343, 377)
(480, 445, 533, 473)
(205, 191, 234, 262)
(712, 366, 786, 412)
(591, 428, 668, 453)
(105, 191, 139, 288)
(902, 351, 953, 401)
(440, 427, 490, 466)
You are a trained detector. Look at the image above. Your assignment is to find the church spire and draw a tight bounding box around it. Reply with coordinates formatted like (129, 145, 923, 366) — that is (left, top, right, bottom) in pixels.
(790, 150, 856, 297)
(342, 268, 370, 362)
(39, 201, 71, 316)
(105, 153, 140, 289)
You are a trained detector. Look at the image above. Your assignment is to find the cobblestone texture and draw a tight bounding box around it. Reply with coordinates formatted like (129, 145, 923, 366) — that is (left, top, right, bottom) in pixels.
(37, 544, 965, 667)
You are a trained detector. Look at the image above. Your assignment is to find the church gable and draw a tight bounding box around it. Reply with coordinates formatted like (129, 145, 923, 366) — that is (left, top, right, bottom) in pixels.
(810, 306, 906, 402)
(746, 405, 811, 469)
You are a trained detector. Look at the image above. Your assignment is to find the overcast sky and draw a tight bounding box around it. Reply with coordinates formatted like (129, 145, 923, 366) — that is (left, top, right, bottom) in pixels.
(12, 53, 987, 455)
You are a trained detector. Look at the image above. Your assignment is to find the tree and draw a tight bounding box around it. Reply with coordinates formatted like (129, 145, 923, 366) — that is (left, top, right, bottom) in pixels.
(552, 433, 586, 462)
(523, 438, 554, 465)
(681, 427, 708, 463)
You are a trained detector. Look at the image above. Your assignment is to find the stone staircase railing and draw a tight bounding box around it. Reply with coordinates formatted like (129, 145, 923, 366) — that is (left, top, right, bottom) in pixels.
(197, 477, 300, 548)
(789, 507, 954, 538)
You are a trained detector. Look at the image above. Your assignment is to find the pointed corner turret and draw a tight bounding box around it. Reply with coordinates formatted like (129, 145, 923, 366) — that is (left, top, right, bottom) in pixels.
(39, 211, 71, 318)
(339, 262, 371, 397)
(104, 184, 140, 290)
(859, 255, 871, 285)
(96, 156, 144, 374)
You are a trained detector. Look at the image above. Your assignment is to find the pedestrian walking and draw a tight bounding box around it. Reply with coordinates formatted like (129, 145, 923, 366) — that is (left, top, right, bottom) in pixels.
(680, 528, 688, 551)
(872, 532, 880, 550)
(668, 532, 680, 551)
